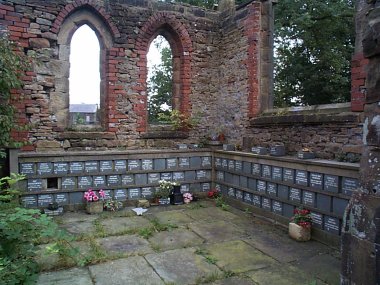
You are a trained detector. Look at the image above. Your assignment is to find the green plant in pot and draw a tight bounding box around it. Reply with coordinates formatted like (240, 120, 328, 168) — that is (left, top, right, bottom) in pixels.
(156, 180, 179, 205)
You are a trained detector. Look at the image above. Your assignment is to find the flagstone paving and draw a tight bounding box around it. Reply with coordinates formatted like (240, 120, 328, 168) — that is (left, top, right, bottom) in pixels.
(37, 200, 341, 285)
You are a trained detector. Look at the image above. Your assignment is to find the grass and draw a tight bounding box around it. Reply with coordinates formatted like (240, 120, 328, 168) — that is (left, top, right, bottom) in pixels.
(195, 271, 221, 284)
(195, 248, 218, 265)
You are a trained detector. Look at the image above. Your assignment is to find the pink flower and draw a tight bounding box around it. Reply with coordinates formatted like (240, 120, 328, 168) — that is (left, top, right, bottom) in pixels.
(99, 189, 105, 199)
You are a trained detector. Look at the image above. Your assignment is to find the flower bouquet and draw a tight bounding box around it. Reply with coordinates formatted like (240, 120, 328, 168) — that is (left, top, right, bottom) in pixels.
(84, 189, 105, 214)
(183, 192, 193, 204)
(289, 207, 312, 241)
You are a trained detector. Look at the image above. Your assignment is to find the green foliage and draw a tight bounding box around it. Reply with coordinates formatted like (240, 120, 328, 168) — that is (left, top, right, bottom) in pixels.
(274, 0, 355, 107)
(215, 196, 228, 211)
(158, 109, 199, 130)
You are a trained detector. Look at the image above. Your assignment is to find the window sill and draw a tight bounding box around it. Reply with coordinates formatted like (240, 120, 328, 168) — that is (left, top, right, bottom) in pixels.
(140, 130, 189, 139)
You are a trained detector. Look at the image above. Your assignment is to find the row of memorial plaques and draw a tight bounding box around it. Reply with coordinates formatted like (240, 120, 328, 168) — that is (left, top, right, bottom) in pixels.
(215, 184, 341, 235)
(215, 166, 358, 195)
(20, 157, 212, 176)
(27, 170, 212, 191)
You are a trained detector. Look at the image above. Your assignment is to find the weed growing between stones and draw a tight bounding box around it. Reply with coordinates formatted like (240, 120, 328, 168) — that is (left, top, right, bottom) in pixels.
(195, 271, 221, 284)
(215, 196, 229, 211)
(195, 248, 218, 265)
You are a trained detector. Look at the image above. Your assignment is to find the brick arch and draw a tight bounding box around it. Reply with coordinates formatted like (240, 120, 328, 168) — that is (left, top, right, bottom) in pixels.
(136, 12, 193, 130)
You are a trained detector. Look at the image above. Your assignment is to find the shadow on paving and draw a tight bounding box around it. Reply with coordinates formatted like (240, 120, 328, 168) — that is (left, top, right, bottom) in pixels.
(37, 200, 340, 285)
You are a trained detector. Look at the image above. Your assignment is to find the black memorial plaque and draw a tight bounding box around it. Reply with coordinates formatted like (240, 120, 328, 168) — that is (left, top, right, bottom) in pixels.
(135, 173, 147, 185)
(333, 197, 348, 216)
(310, 172, 323, 190)
(61, 177, 76, 190)
(283, 168, 295, 183)
(252, 163, 261, 176)
(78, 176, 92, 189)
(93, 176, 106, 187)
(295, 170, 308, 186)
(185, 171, 196, 181)
(215, 158, 222, 168)
(283, 204, 294, 218)
(21, 195, 37, 207)
(316, 194, 331, 212)
(154, 159, 166, 170)
(266, 182, 277, 196)
(262, 165, 272, 179)
(141, 187, 154, 198)
(148, 173, 160, 184)
(248, 178, 257, 191)
(38, 194, 54, 207)
(342, 177, 359, 196)
(128, 160, 141, 171)
(37, 162, 53, 175)
(272, 200, 282, 215)
(103, 190, 113, 199)
(235, 161, 243, 172)
(216, 171, 224, 181)
(310, 212, 323, 229)
(161, 172, 172, 181)
(262, 197, 271, 211)
(167, 158, 177, 169)
(20, 163, 35, 176)
(142, 159, 154, 171)
(257, 180, 266, 193)
(179, 158, 190, 168)
(121, 174, 134, 185)
(252, 194, 261, 207)
(243, 161, 251, 174)
(99, 161, 113, 173)
(85, 161, 99, 173)
(324, 175, 339, 193)
(28, 179, 42, 191)
(54, 193, 69, 205)
(190, 157, 202, 168)
(240, 176, 248, 188)
(244, 192, 253, 203)
(324, 216, 340, 235)
(114, 160, 127, 172)
(54, 162, 68, 175)
(201, 157, 212, 167)
(222, 159, 228, 169)
(228, 160, 235, 171)
(272, 167, 283, 181)
(228, 187, 236, 197)
(173, 172, 185, 181)
(128, 188, 141, 199)
(202, 183, 211, 192)
(236, 190, 243, 200)
(277, 185, 289, 200)
(303, 191, 315, 207)
(70, 162, 84, 174)
(114, 189, 127, 201)
(107, 175, 120, 187)
(289, 188, 301, 203)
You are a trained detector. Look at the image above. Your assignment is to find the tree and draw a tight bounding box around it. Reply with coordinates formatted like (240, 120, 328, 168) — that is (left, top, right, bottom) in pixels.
(274, 0, 355, 107)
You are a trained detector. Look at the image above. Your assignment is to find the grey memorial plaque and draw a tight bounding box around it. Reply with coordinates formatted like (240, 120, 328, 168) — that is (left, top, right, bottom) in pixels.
(167, 158, 177, 169)
(283, 168, 295, 183)
(85, 161, 99, 173)
(148, 173, 160, 184)
(272, 200, 282, 215)
(252, 163, 261, 176)
(114, 160, 127, 172)
(114, 189, 127, 201)
(190, 183, 201, 191)
(257, 180, 266, 193)
(283, 204, 294, 218)
(277, 185, 289, 200)
(303, 191, 315, 207)
(180, 184, 190, 193)
(190, 157, 202, 168)
(179, 158, 190, 168)
(38, 194, 54, 207)
(262, 198, 271, 211)
(244, 192, 253, 203)
(70, 162, 85, 174)
(324, 175, 339, 193)
(54, 162, 68, 175)
(161, 172, 172, 181)
(316, 194, 331, 212)
(228, 187, 236, 197)
(69, 192, 83, 204)
(28, 179, 42, 191)
(272, 167, 283, 181)
(240, 176, 248, 188)
(185, 171, 196, 181)
(78, 176, 93, 189)
(21, 195, 37, 207)
(295, 170, 308, 186)
(99, 161, 113, 173)
(128, 160, 141, 171)
(225, 173, 233, 184)
(228, 160, 235, 171)
(54, 193, 69, 205)
(311, 212, 323, 229)
(37, 162, 53, 175)
(61, 177, 76, 190)
(107, 175, 121, 186)
(248, 178, 257, 191)
(222, 159, 228, 169)
(20, 163, 35, 176)
(236, 190, 243, 200)
(93, 176, 106, 187)
(142, 159, 154, 171)
(252, 194, 261, 207)
(201, 157, 212, 167)
(141, 187, 154, 198)
(267, 182, 277, 196)
(154, 159, 166, 170)
(216, 171, 224, 181)
(333, 197, 348, 216)
(324, 216, 340, 235)
(128, 188, 141, 199)
(342, 177, 359, 196)
(262, 165, 272, 179)
(202, 183, 211, 192)
(310, 172, 323, 190)
(173, 172, 185, 181)
(289, 188, 301, 203)
(196, 170, 207, 180)
(215, 158, 222, 168)
(121, 174, 134, 185)
(103, 190, 113, 199)
(135, 173, 148, 185)
(235, 161, 243, 172)
(243, 161, 251, 174)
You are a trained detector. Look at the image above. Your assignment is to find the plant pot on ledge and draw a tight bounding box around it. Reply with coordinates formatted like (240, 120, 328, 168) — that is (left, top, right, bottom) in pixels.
(86, 201, 103, 214)
(289, 222, 311, 241)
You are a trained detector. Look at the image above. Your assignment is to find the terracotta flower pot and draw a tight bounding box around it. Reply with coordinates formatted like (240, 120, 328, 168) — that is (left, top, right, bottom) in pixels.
(289, 222, 311, 241)
(86, 201, 103, 214)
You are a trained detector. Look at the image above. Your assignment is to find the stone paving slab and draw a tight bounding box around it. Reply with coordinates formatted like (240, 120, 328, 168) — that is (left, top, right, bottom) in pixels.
(145, 247, 221, 284)
(100, 216, 151, 235)
(211, 276, 256, 285)
(185, 206, 243, 224)
(55, 212, 98, 224)
(96, 234, 153, 256)
(37, 267, 93, 285)
(148, 209, 194, 226)
(89, 257, 164, 285)
(148, 228, 204, 251)
(61, 221, 96, 235)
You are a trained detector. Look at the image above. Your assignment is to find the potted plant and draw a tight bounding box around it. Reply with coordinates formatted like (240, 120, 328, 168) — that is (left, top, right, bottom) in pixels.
(289, 207, 312, 241)
(103, 199, 122, 211)
(83, 189, 105, 214)
(155, 180, 174, 205)
(183, 192, 193, 204)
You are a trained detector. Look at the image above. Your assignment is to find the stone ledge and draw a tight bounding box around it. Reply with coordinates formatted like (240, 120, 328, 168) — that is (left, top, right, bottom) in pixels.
(140, 131, 189, 139)
(58, 132, 117, 140)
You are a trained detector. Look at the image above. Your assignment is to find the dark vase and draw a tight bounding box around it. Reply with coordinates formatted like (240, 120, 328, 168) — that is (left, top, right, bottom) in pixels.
(170, 185, 183, 205)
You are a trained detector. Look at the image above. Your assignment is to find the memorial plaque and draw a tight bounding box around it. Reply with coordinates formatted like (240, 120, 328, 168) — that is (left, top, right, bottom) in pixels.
(99, 161, 113, 173)
(196, 170, 207, 180)
(166, 158, 177, 169)
(272, 167, 283, 181)
(257, 180, 266, 193)
(114, 189, 127, 201)
(202, 183, 211, 192)
(154, 159, 166, 170)
(128, 188, 141, 199)
(61, 177, 76, 190)
(272, 200, 282, 215)
(333, 198, 348, 216)
(243, 161, 251, 174)
(267, 182, 277, 196)
(69, 192, 84, 204)
(148, 173, 160, 184)
(222, 159, 228, 169)
(177, 144, 188, 149)
(135, 173, 147, 185)
(262, 198, 271, 211)
(141, 187, 154, 198)
(295, 170, 308, 186)
(20, 163, 35, 176)
(121, 174, 134, 185)
(128, 160, 141, 171)
(216, 171, 224, 181)
(85, 161, 99, 173)
(54, 162, 68, 175)
(21, 195, 37, 207)
(190, 183, 201, 191)
(173, 172, 185, 181)
(28, 179, 42, 191)
(78, 176, 92, 189)
(201, 157, 212, 167)
(283, 204, 295, 218)
(324, 175, 339, 193)
(93, 176, 106, 187)
(248, 178, 257, 191)
(240, 176, 248, 188)
(252, 163, 261, 176)
(142, 159, 154, 171)
(310, 172, 323, 190)
(316, 194, 331, 212)
(342, 177, 359, 196)
(185, 171, 196, 181)
(261, 165, 272, 178)
(190, 157, 202, 168)
(277, 185, 289, 200)
(303, 191, 315, 207)
(221, 185, 228, 195)
(103, 190, 113, 199)
(180, 184, 190, 193)
(160, 172, 172, 181)
(37, 162, 53, 175)
(283, 168, 295, 183)
(235, 161, 243, 172)
(252, 194, 261, 207)
(107, 175, 120, 186)
(228, 187, 235, 197)
(179, 158, 190, 168)
(311, 211, 323, 229)
(225, 173, 233, 184)
(54, 193, 69, 205)
(37, 194, 54, 207)
(324, 216, 340, 235)
(215, 158, 222, 168)
(114, 160, 127, 172)
(244, 192, 253, 203)
(289, 188, 301, 203)
(228, 160, 235, 171)
(236, 190, 243, 201)
(70, 162, 84, 174)
(232, 174, 239, 185)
